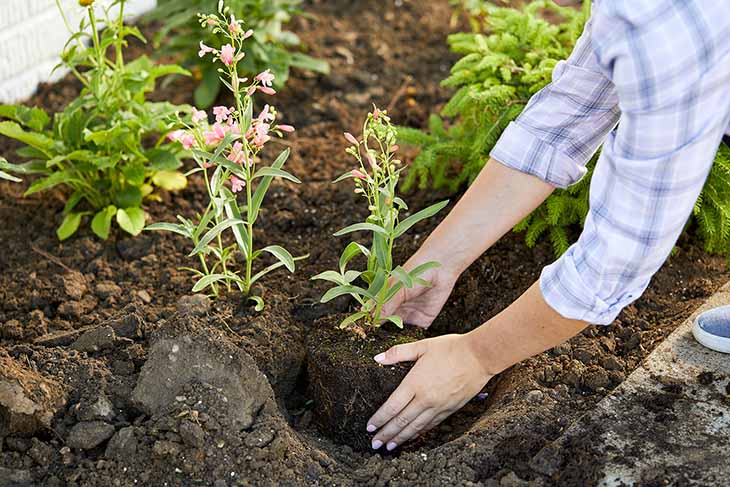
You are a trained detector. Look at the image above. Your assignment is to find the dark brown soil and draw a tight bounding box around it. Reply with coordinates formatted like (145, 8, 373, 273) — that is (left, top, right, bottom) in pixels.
(1, 0, 729, 485)
(306, 316, 422, 451)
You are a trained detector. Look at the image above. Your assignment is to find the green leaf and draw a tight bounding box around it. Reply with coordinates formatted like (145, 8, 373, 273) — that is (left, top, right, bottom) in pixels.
(192, 273, 231, 293)
(0, 121, 54, 154)
(393, 200, 449, 238)
(122, 163, 146, 186)
(410, 261, 441, 278)
(332, 171, 354, 184)
(249, 253, 308, 285)
(0, 105, 50, 131)
(145, 221, 191, 237)
(0, 170, 21, 182)
(152, 170, 187, 191)
(290, 53, 330, 74)
(146, 148, 181, 171)
(311, 270, 346, 285)
(383, 315, 404, 329)
(249, 295, 265, 312)
(0, 158, 46, 175)
(367, 269, 387, 297)
(91, 205, 117, 240)
(190, 218, 246, 256)
(57, 212, 84, 241)
(250, 148, 290, 221)
(320, 284, 374, 303)
(114, 186, 143, 209)
(333, 222, 388, 237)
(252, 167, 301, 184)
(261, 245, 296, 272)
(194, 65, 222, 109)
(392, 266, 414, 288)
(339, 312, 369, 329)
(222, 187, 250, 259)
(339, 241, 369, 274)
(25, 171, 75, 195)
(116, 208, 146, 236)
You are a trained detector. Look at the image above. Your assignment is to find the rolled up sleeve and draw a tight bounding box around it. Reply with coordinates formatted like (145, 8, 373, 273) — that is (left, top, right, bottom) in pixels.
(491, 15, 620, 189)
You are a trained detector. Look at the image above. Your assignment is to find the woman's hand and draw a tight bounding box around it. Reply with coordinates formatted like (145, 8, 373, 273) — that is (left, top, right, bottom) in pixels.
(366, 333, 493, 450)
(380, 254, 459, 329)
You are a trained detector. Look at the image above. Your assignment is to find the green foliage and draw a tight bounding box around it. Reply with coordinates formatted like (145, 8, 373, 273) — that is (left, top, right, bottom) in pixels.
(399, 0, 730, 256)
(146, 0, 330, 108)
(313, 109, 448, 330)
(0, 0, 191, 241)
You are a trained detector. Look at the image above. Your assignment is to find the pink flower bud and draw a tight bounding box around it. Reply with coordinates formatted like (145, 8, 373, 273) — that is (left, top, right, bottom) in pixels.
(181, 134, 196, 150)
(231, 176, 246, 193)
(278, 124, 295, 133)
(352, 169, 367, 180)
(367, 152, 378, 169)
(192, 108, 207, 123)
(344, 132, 358, 145)
(258, 86, 276, 95)
(389, 144, 399, 153)
(220, 44, 235, 66)
(255, 69, 275, 87)
(243, 29, 254, 40)
(167, 129, 185, 142)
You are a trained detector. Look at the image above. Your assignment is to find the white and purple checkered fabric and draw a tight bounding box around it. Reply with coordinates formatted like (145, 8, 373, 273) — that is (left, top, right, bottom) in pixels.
(491, 0, 730, 325)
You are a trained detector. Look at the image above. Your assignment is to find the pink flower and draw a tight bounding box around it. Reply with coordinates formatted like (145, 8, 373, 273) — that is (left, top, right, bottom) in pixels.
(367, 152, 378, 170)
(203, 122, 227, 146)
(243, 29, 254, 40)
(389, 144, 399, 153)
(220, 44, 235, 66)
(278, 124, 295, 133)
(227, 141, 248, 165)
(352, 169, 367, 180)
(213, 106, 232, 123)
(257, 104, 274, 123)
(228, 120, 241, 135)
(246, 86, 257, 97)
(181, 133, 196, 150)
(192, 108, 207, 123)
(206, 18, 216, 26)
(251, 121, 271, 148)
(344, 132, 358, 145)
(372, 108, 382, 120)
(198, 41, 215, 58)
(258, 86, 276, 96)
(231, 176, 246, 193)
(167, 129, 186, 142)
(255, 69, 275, 87)
(228, 15, 241, 34)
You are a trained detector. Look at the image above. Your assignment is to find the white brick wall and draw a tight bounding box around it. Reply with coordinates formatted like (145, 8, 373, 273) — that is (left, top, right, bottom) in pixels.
(0, 0, 156, 103)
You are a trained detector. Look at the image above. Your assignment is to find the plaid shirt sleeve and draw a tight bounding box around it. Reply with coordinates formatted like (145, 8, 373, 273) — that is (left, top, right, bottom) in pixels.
(491, 0, 730, 325)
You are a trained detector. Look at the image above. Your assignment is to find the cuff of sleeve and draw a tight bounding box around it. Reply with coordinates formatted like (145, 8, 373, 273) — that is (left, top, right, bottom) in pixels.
(490, 121, 588, 189)
(538, 248, 649, 326)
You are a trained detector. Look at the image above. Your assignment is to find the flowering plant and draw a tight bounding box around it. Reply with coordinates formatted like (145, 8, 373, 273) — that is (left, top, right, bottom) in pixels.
(313, 108, 449, 329)
(146, 0, 329, 108)
(146, 3, 304, 308)
(0, 0, 191, 240)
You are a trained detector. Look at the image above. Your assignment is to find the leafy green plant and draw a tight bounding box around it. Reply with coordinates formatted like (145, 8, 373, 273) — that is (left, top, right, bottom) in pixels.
(313, 108, 449, 330)
(0, 157, 21, 182)
(0, 0, 191, 241)
(146, 3, 304, 308)
(398, 0, 730, 255)
(146, 0, 329, 108)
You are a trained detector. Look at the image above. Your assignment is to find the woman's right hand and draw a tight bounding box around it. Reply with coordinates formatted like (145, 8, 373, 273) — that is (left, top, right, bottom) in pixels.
(380, 253, 459, 329)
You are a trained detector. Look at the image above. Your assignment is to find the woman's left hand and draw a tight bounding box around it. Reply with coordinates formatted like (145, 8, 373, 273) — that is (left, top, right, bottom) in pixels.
(366, 333, 494, 451)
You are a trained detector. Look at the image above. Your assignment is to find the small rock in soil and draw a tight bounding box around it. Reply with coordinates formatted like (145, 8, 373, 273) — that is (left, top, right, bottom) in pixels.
(105, 426, 137, 460)
(0, 351, 66, 436)
(70, 326, 118, 353)
(624, 331, 642, 351)
(33, 328, 85, 347)
(525, 390, 545, 404)
(179, 420, 205, 448)
(176, 295, 211, 316)
(66, 421, 115, 450)
(104, 305, 145, 339)
(0, 467, 32, 487)
(74, 393, 114, 422)
(137, 289, 152, 303)
(499, 471, 531, 487)
(5, 437, 32, 452)
(551, 342, 572, 356)
(62, 271, 87, 300)
(94, 280, 122, 299)
(243, 427, 275, 448)
(152, 440, 181, 457)
(116, 237, 152, 261)
(529, 444, 563, 477)
(0, 319, 23, 340)
(27, 438, 56, 466)
(600, 356, 624, 371)
(584, 368, 610, 392)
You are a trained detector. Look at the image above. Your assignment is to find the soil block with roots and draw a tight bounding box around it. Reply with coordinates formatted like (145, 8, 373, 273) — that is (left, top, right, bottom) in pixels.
(306, 314, 424, 451)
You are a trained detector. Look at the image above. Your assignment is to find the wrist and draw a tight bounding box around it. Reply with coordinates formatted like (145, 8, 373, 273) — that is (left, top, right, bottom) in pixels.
(464, 325, 511, 377)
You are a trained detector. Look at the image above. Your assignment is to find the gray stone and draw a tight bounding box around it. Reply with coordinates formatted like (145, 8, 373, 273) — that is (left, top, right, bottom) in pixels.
(525, 390, 544, 404)
(27, 438, 55, 466)
(243, 427, 275, 448)
(105, 426, 137, 460)
(176, 295, 211, 317)
(75, 393, 114, 422)
(71, 326, 117, 353)
(0, 467, 32, 487)
(179, 421, 205, 448)
(67, 421, 115, 450)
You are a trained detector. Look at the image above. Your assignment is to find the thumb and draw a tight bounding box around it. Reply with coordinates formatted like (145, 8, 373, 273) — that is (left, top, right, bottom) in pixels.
(374, 340, 426, 365)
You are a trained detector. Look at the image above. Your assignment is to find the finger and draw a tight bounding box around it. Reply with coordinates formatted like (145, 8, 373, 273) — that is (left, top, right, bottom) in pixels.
(383, 409, 437, 450)
(371, 400, 430, 450)
(373, 340, 426, 366)
(366, 378, 416, 434)
(424, 410, 452, 433)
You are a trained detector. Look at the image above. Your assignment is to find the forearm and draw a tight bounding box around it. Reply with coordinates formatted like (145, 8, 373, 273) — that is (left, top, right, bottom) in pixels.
(415, 158, 555, 276)
(467, 281, 588, 375)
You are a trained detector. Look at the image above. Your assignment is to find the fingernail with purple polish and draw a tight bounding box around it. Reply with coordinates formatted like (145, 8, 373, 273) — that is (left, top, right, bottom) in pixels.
(367, 424, 377, 433)
(371, 439, 383, 450)
(373, 353, 385, 363)
(386, 442, 397, 451)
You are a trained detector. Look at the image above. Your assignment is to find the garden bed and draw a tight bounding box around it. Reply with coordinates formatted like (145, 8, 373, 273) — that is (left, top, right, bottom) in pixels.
(1, 0, 729, 485)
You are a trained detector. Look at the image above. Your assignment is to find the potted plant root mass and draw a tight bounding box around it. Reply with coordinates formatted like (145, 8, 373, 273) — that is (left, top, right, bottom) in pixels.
(307, 108, 448, 451)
